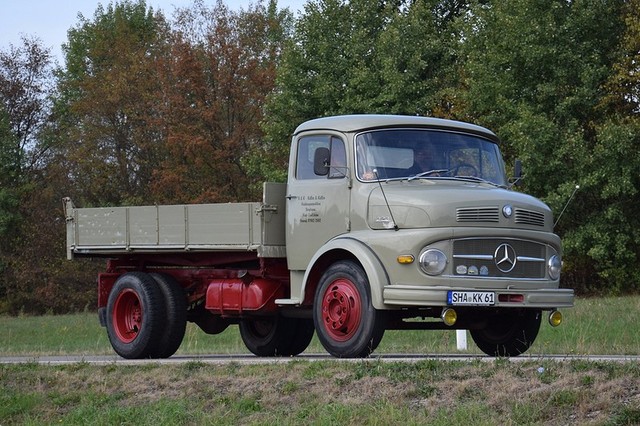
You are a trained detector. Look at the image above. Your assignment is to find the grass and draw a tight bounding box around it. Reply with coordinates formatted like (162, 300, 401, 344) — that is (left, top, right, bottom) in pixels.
(0, 295, 638, 356)
(1, 359, 639, 424)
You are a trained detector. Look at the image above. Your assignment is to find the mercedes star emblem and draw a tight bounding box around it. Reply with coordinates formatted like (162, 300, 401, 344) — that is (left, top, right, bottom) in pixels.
(494, 243, 517, 273)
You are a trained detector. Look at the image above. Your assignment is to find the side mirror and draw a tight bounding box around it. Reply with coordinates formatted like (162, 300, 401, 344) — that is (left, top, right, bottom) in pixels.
(513, 159, 523, 186)
(313, 147, 330, 176)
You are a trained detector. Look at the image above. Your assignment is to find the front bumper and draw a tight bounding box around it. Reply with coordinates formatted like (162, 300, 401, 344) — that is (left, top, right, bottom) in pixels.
(383, 284, 574, 309)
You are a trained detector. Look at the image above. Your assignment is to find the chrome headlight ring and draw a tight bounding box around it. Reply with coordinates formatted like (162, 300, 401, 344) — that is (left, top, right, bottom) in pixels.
(419, 248, 448, 276)
(548, 254, 562, 280)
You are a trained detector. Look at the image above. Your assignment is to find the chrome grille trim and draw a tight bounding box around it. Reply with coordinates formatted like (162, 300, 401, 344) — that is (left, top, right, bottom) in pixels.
(453, 254, 494, 260)
(517, 256, 545, 262)
(456, 207, 499, 223)
(514, 208, 545, 227)
(452, 238, 546, 279)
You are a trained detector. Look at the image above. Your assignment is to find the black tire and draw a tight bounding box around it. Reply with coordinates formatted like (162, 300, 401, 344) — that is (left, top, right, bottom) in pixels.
(470, 309, 542, 357)
(106, 272, 166, 359)
(239, 316, 314, 357)
(278, 318, 315, 356)
(149, 273, 187, 358)
(313, 261, 385, 358)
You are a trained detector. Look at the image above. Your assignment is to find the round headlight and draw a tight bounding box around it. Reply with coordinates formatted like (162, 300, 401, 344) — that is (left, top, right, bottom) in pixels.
(548, 255, 561, 280)
(419, 249, 447, 276)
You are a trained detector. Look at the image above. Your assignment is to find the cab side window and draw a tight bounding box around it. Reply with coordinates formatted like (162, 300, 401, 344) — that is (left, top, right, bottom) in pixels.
(329, 138, 346, 179)
(296, 135, 346, 180)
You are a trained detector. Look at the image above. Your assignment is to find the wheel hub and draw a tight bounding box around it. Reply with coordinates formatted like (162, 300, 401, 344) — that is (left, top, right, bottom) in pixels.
(112, 289, 142, 343)
(321, 279, 361, 341)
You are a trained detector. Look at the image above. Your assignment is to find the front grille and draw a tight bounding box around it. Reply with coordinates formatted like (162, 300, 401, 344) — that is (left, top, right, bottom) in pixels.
(515, 208, 545, 227)
(452, 238, 546, 279)
(456, 207, 499, 223)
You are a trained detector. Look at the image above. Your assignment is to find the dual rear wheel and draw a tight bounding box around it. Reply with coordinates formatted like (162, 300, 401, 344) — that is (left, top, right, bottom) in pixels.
(106, 272, 186, 359)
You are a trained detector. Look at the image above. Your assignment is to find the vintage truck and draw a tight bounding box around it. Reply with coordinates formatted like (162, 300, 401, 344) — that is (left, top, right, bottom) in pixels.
(64, 114, 574, 359)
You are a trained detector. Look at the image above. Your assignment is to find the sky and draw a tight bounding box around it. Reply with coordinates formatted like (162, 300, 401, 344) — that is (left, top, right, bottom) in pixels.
(0, 0, 307, 64)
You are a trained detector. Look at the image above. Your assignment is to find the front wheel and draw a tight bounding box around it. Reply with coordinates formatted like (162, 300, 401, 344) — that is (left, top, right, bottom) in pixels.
(313, 261, 385, 358)
(106, 272, 166, 359)
(470, 309, 541, 357)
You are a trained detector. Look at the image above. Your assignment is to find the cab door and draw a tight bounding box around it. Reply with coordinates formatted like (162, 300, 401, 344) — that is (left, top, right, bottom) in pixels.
(286, 134, 351, 271)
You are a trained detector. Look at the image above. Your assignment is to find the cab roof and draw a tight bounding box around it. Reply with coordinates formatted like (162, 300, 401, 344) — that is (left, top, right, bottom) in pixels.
(293, 114, 499, 143)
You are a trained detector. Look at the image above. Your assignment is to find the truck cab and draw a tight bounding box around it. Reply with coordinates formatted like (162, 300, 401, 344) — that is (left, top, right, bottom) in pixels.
(280, 115, 573, 357)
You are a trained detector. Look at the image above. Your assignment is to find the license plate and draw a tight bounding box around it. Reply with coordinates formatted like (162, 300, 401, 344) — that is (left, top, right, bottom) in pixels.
(447, 291, 495, 306)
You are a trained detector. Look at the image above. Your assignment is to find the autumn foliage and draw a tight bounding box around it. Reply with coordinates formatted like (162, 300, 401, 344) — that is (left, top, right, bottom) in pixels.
(152, 1, 288, 203)
(0, 0, 292, 313)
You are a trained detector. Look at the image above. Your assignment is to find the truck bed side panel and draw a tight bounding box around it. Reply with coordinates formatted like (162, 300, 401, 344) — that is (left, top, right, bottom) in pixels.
(65, 183, 287, 258)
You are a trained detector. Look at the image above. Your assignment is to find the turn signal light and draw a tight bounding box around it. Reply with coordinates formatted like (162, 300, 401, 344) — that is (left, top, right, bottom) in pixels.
(548, 310, 563, 327)
(397, 255, 415, 264)
(441, 308, 457, 326)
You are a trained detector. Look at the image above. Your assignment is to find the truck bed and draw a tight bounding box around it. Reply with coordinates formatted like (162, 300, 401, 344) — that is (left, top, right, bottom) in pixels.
(64, 183, 286, 259)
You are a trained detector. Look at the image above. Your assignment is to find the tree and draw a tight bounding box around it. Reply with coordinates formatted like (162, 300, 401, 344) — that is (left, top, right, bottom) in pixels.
(0, 36, 53, 182)
(0, 36, 53, 304)
(602, 0, 640, 116)
(55, 0, 171, 206)
(0, 2, 171, 314)
(152, 0, 293, 201)
(0, 37, 93, 314)
(459, 0, 636, 293)
(372, 0, 467, 117)
(263, 0, 470, 181)
(575, 0, 640, 292)
(0, 106, 20, 241)
(0, 36, 54, 235)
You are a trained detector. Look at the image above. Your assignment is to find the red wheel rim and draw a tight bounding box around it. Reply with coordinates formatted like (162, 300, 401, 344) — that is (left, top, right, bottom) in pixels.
(112, 289, 142, 344)
(320, 278, 361, 342)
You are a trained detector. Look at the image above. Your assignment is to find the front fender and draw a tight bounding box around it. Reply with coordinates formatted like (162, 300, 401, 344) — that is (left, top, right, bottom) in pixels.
(301, 236, 390, 309)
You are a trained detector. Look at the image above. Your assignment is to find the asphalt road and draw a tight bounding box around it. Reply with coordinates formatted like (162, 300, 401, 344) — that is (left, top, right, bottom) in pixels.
(1, 353, 638, 365)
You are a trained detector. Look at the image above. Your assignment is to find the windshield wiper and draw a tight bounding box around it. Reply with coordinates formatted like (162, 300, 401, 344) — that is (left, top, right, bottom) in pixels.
(407, 169, 450, 181)
(406, 170, 507, 188)
(450, 175, 507, 188)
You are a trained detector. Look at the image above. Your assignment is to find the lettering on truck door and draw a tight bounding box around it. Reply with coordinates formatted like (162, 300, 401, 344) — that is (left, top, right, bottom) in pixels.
(286, 134, 351, 270)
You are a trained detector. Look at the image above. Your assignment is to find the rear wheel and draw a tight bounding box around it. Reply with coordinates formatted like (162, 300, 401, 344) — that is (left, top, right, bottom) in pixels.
(106, 272, 166, 359)
(278, 318, 315, 356)
(470, 309, 542, 356)
(313, 261, 385, 358)
(239, 316, 314, 356)
(149, 273, 187, 358)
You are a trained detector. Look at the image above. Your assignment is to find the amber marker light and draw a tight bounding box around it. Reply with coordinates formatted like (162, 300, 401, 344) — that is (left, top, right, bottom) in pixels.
(397, 254, 415, 264)
(548, 310, 563, 327)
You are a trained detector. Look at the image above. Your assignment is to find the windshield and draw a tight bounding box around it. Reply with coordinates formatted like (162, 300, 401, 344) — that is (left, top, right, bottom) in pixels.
(355, 129, 507, 186)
